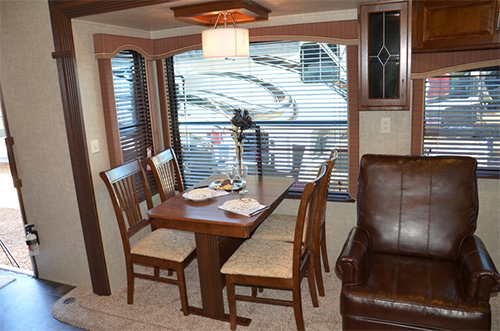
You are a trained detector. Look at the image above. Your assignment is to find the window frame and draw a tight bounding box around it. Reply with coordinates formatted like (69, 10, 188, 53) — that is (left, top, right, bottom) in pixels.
(411, 57, 500, 180)
(98, 49, 160, 197)
(164, 41, 352, 201)
(422, 67, 499, 178)
(94, 22, 361, 201)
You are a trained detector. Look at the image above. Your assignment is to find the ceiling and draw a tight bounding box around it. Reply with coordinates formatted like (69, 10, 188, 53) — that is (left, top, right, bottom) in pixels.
(78, 0, 373, 31)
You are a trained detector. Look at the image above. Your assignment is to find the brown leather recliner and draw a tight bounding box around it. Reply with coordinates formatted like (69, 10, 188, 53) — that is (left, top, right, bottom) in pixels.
(336, 154, 500, 330)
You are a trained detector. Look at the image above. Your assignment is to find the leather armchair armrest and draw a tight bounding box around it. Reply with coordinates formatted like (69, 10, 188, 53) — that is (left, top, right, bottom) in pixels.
(458, 235, 500, 302)
(335, 227, 370, 285)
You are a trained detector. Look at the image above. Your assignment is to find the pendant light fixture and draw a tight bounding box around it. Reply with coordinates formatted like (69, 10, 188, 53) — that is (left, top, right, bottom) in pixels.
(202, 11, 249, 58)
(171, 0, 271, 59)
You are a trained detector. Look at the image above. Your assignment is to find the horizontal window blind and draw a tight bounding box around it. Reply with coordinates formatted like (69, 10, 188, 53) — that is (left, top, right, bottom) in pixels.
(167, 41, 349, 199)
(423, 67, 500, 177)
(111, 50, 156, 195)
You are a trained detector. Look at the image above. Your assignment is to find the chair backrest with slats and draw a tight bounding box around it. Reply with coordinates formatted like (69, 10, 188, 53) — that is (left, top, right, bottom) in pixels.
(146, 148, 184, 202)
(100, 160, 154, 253)
(293, 163, 327, 275)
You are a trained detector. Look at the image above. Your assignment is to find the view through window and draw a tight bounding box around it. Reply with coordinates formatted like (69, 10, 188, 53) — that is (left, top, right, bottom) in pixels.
(167, 41, 349, 199)
(111, 50, 156, 195)
(423, 67, 499, 177)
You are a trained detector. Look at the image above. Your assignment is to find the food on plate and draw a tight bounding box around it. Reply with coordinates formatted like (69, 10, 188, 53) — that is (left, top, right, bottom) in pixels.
(214, 179, 232, 190)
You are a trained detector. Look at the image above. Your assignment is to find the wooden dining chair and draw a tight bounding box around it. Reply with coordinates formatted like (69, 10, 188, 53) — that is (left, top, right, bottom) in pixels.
(145, 147, 184, 203)
(251, 149, 338, 297)
(100, 159, 196, 315)
(221, 163, 327, 330)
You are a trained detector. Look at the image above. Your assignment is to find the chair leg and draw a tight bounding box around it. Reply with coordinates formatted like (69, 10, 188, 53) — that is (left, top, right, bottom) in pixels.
(126, 265, 134, 304)
(226, 276, 237, 330)
(176, 267, 190, 316)
(307, 259, 319, 307)
(314, 243, 325, 297)
(320, 223, 330, 273)
(154, 266, 160, 277)
(292, 284, 305, 331)
(251, 286, 258, 297)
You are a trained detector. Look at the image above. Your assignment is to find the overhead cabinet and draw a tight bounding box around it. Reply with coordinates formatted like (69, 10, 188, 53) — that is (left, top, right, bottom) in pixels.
(359, 1, 411, 110)
(412, 0, 500, 52)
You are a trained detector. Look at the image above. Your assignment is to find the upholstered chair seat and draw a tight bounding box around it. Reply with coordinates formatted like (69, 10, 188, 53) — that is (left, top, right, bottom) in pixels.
(251, 214, 295, 242)
(221, 238, 294, 279)
(131, 229, 195, 262)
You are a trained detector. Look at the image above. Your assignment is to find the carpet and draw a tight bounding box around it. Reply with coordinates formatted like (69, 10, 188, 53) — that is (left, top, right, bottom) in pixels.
(52, 261, 499, 331)
(52, 261, 342, 330)
(0, 275, 16, 289)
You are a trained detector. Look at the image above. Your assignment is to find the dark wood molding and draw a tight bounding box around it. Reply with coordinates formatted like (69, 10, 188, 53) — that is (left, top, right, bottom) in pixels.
(47, 0, 173, 296)
(171, 0, 270, 26)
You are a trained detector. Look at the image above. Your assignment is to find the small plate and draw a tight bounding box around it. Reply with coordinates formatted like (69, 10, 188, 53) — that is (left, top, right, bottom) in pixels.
(223, 198, 260, 213)
(209, 179, 245, 191)
(182, 188, 217, 202)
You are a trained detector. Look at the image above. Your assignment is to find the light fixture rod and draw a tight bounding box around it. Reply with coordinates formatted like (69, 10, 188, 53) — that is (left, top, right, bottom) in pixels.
(212, 11, 239, 29)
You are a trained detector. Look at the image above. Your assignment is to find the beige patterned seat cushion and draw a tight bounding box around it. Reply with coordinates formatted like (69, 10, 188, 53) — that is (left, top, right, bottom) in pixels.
(221, 238, 294, 279)
(251, 214, 295, 242)
(131, 228, 195, 262)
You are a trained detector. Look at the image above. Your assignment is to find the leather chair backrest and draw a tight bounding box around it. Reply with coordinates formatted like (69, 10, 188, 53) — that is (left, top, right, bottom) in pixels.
(357, 154, 478, 261)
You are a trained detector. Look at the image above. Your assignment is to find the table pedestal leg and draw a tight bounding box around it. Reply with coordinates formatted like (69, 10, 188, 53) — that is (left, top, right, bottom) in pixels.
(190, 233, 250, 326)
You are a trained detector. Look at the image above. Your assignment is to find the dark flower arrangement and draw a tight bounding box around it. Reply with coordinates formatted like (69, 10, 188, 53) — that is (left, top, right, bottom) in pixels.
(229, 109, 256, 169)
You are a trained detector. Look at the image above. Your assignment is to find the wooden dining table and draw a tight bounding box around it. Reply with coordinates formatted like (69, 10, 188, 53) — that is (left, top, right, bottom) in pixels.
(147, 175, 295, 325)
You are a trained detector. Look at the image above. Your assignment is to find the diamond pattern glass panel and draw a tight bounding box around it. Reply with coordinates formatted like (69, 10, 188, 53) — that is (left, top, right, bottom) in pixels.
(368, 11, 400, 99)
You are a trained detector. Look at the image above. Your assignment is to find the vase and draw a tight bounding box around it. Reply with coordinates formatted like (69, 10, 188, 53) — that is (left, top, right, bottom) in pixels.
(235, 140, 244, 171)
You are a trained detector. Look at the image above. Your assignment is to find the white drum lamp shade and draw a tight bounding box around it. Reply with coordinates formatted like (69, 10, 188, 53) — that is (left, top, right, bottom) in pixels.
(202, 28, 249, 58)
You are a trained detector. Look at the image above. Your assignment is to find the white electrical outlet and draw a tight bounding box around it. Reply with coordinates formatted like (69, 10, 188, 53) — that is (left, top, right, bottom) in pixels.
(90, 139, 100, 154)
(381, 118, 391, 133)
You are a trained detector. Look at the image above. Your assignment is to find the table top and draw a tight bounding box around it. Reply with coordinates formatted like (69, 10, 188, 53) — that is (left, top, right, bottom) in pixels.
(148, 175, 295, 238)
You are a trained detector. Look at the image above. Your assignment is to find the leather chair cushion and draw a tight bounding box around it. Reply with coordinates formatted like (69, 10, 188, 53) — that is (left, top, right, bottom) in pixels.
(341, 253, 491, 330)
(357, 155, 478, 261)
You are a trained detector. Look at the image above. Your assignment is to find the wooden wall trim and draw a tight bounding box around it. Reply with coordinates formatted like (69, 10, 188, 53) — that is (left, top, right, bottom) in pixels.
(347, 45, 359, 200)
(146, 60, 161, 153)
(156, 59, 172, 149)
(98, 58, 122, 168)
(94, 34, 156, 59)
(410, 79, 425, 155)
(48, 0, 174, 297)
(94, 20, 358, 59)
(411, 48, 500, 78)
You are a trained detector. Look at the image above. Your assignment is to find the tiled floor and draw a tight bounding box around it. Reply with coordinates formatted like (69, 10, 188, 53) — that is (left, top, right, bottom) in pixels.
(0, 268, 82, 331)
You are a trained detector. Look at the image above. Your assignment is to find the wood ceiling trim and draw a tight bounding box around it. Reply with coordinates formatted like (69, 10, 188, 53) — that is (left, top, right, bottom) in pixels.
(171, 0, 271, 26)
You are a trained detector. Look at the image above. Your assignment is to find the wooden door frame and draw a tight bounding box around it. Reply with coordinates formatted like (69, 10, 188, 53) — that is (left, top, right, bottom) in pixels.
(48, 0, 171, 295)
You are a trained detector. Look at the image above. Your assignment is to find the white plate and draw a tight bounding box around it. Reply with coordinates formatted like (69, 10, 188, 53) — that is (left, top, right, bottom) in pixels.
(182, 188, 216, 202)
(223, 198, 260, 212)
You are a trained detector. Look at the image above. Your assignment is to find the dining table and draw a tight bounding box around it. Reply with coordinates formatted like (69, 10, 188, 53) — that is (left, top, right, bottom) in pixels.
(147, 174, 295, 325)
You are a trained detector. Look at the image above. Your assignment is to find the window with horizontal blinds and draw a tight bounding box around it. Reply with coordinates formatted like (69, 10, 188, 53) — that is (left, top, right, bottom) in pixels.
(166, 41, 349, 199)
(423, 67, 500, 177)
(111, 50, 156, 195)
